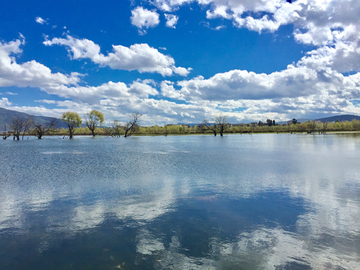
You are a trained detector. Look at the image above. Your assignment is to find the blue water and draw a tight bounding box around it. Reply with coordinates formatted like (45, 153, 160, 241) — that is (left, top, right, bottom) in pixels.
(0, 134, 359, 269)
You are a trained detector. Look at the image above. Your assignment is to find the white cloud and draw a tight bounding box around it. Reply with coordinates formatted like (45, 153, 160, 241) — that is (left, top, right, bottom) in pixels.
(35, 99, 57, 104)
(164, 14, 179, 28)
(44, 35, 191, 76)
(5, 92, 17, 95)
(151, 0, 360, 64)
(34, 79, 159, 107)
(35, 17, 47, 25)
(214, 25, 226, 30)
(131, 6, 160, 34)
(147, 0, 360, 80)
(151, 0, 193, 12)
(152, 0, 301, 32)
(173, 65, 360, 101)
(0, 38, 81, 89)
(0, 97, 11, 106)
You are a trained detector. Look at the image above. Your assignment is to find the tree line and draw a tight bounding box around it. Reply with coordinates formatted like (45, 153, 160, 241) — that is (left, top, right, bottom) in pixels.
(2, 111, 360, 140)
(2, 110, 142, 140)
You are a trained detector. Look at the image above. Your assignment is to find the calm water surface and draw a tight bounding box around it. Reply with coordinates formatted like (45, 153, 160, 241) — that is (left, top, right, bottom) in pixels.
(0, 134, 359, 269)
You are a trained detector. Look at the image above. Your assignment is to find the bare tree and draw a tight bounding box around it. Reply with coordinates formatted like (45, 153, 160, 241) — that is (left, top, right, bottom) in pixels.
(22, 117, 34, 140)
(10, 117, 34, 140)
(34, 118, 58, 139)
(202, 119, 218, 136)
(214, 115, 228, 137)
(124, 112, 142, 137)
(2, 125, 11, 140)
(111, 120, 124, 137)
(11, 117, 24, 140)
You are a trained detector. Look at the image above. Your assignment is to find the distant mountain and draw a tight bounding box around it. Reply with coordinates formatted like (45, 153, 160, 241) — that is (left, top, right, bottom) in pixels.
(0, 107, 66, 131)
(315, 115, 360, 122)
(277, 115, 360, 125)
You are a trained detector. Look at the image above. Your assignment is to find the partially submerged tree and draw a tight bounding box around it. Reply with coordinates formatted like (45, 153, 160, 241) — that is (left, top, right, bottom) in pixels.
(34, 118, 58, 139)
(22, 117, 34, 140)
(111, 120, 124, 137)
(11, 117, 24, 140)
(10, 116, 33, 140)
(214, 115, 228, 136)
(203, 119, 218, 136)
(61, 112, 82, 139)
(2, 125, 11, 140)
(124, 112, 142, 137)
(85, 110, 104, 137)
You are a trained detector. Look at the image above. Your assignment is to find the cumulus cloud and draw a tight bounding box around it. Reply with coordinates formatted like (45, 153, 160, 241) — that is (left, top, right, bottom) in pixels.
(131, 6, 160, 34)
(43, 80, 158, 103)
(150, 0, 360, 70)
(170, 65, 359, 101)
(0, 97, 11, 106)
(44, 35, 191, 76)
(0, 38, 81, 89)
(35, 17, 47, 25)
(164, 14, 179, 28)
(152, 0, 300, 32)
(151, 0, 193, 12)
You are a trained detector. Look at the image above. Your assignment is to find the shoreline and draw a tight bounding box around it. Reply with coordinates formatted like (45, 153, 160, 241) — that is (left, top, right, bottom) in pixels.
(3, 130, 360, 140)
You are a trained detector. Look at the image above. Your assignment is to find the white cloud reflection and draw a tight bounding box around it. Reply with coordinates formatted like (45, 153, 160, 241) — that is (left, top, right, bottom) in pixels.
(0, 136, 359, 269)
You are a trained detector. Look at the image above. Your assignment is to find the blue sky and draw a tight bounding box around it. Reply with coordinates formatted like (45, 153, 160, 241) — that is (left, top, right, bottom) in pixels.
(0, 0, 360, 124)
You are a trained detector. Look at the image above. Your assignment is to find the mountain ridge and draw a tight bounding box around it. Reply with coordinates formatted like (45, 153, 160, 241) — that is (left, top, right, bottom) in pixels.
(0, 107, 66, 130)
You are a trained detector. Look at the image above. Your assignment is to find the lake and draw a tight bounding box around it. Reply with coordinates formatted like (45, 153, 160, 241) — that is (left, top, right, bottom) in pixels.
(0, 134, 359, 269)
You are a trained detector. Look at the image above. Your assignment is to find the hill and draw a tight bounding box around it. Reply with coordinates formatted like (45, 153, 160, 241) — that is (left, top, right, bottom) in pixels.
(315, 115, 360, 122)
(277, 115, 360, 125)
(0, 107, 66, 131)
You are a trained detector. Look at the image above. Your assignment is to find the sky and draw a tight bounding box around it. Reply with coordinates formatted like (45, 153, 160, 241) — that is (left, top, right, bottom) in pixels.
(0, 0, 360, 125)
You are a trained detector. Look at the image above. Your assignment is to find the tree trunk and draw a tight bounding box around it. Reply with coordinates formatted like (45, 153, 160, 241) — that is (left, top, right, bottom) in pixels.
(69, 125, 73, 139)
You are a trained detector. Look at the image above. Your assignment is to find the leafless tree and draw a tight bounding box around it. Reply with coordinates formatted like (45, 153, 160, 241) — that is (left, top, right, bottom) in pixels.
(11, 117, 24, 140)
(124, 112, 142, 137)
(2, 125, 11, 140)
(22, 117, 34, 140)
(111, 120, 123, 137)
(202, 119, 218, 136)
(214, 115, 228, 137)
(34, 118, 58, 139)
(11, 116, 34, 140)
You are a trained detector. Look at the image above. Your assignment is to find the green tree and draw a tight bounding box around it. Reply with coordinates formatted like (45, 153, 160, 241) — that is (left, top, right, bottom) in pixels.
(85, 110, 105, 137)
(61, 112, 82, 139)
